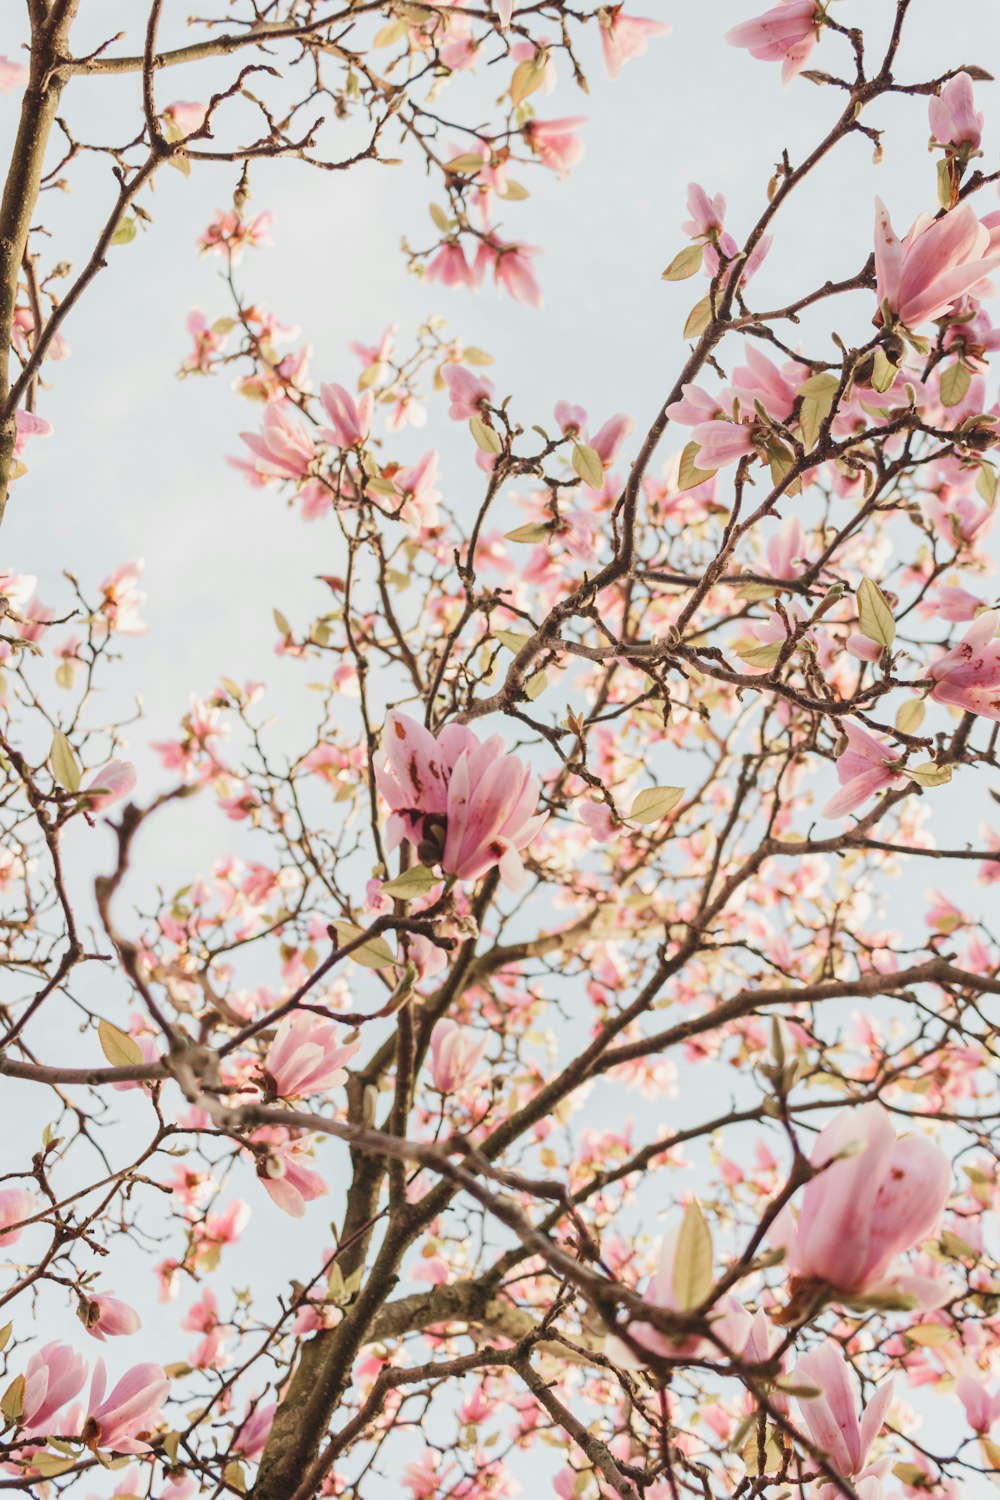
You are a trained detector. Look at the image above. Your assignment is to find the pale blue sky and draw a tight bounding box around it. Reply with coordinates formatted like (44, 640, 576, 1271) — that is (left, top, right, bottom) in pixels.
(1, 2, 998, 1493)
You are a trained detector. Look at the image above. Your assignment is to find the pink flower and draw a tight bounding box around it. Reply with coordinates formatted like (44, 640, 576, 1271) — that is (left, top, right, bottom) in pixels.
(443, 365, 494, 421)
(874, 199, 1000, 330)
(0, 1187, 37, 1246)
(20, 1343, 88, 1436)
(956, 1374, 1000, 1434)
(80, 760, 136, 812)
(320, 382, 373, 447)
(523, 117, 587, 176)
(234, 1400, 277, 1459)
(766, 515, 806, 579)
(80, 1295, 141, 1342)
(0, 56, 28, 93)
(929, 73, 983, 150)
(258, 1139, 329, 1217)
(263, 1012, 360, 1100)
(376, 711, 547, 890)
(599, 11, 671, 80)
(240, 399, 315, 479)
(425, 241, 477, 291)
(691, 420, 756, 469)
(822, 722, 903, 819)
(771, 1103, 952, 1307)
(82, 1359, 169, 1452)
(163, 101, 208, 136)
(725, 1, 822, 85)
(929, 609, 1000, 720)
(590, 412, 635, 467)
(793, 1340, 893, 1479)
(429, 1019, 488, 1093)
(683, 183, 726, 240)
(480, 239, 543, 308)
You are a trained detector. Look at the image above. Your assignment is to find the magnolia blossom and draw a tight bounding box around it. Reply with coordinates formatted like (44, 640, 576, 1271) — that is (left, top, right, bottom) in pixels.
(21, 1343, 89, 1436)
(163, 100, 208, 136)
(725, 1, 822, 85)
(794, 1340, 893, 1482)
(822, 723, 904, 819)
(240, 399, 315, 479)
(771, 1103, 952, 1307)
(320, 382, 373, 447)
(80, 1295, 142, 1342)
(80, 760, 137, 812)
(598, 11, 670, 81)
(263, 1012, 360, 1100)
(874, 199, 1000, 329)
(523, 117, 587, 176)
(956, 1373, 1000, 1434)
(234, 1399, 277, 1459)
(929, 609, 1000, 719)
(443, 365, 494, 420)
(82, 1359, 169, 1452)
(0, 56, 28, 93)
(929, 73, 983, 150)
(429, 1019, 488, 1093)
(0, 1187, 37, 1246)
(258, 1139, 329, 1217)
(376, 711, 547, 889)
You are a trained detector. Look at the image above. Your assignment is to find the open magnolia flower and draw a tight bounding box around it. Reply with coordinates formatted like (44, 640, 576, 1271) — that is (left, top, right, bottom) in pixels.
(771, 1104, 952, 1311)
(375, 711, 547, 889)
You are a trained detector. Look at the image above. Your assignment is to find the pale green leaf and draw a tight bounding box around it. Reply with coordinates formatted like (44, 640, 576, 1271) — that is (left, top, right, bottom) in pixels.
(856, 577, 896, 648)
(629, 786, 684, 824)
(50, 731, 81, 793)
(672, 1200, 713, 1311)
(98, 1019, 144, 1068)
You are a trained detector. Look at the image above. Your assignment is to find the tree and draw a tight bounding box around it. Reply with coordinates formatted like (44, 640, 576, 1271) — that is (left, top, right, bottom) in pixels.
(0, 1, 999, 1497)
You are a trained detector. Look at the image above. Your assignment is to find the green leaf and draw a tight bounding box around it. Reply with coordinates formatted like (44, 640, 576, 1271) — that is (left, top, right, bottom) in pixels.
(98, 1019, 143, 1068)
(894, 699, 925, 735)
(499, 180, 530, 202)
(429, 202, 452, 233)
(628, 786, 684, 824)
(797, 371, 839, 451)
(661, 244, 703, 281)
(366, 475, 400, 499)
(273, 608, 292, 638)
(331, 921, 395, 969)
(0, 1324, 10, 1353)
(677, 439, 716, 492)
(469, 416, 502, 455)
(871, 348, 899, 393)
(380, 866, 439, 900)
(856, 577, 896, 648)
(504, 522, 550, 544)
(672, 1200, 713, 1311)
(509, 57, 546, 106)
(31, 1455, 79, 1478)
(682, 295, 712, 340)
(494, 629, 532, 653)
(939, 361, 972, 408)
(444, 153, 485, 174)
(50, 731, 81, 794)
(905, 1322, 953, 1347)
(902, 761, 952, 788)
(936, 156, 953, 211)
(1, 1374, 24, 1424)
(110, 217, 137, 247)
(736, 641, 783, 670)
(976, 461, 997, 507)
(571, 442, 604, 490)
